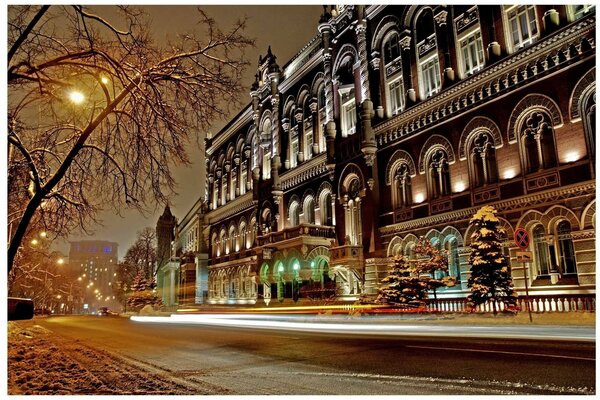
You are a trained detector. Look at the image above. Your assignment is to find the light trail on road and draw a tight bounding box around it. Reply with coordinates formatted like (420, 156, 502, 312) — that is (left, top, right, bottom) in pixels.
(130, 313, 595, 342)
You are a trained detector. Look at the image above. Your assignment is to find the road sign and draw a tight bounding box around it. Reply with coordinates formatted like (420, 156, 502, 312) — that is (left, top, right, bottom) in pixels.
(516, 251, 533, 263)
(514, 228, 530, 250)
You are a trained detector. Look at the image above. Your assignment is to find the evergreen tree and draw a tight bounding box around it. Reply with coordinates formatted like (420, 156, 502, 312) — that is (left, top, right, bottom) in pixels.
(376, 256, 429, 307)
(126, 271, 162, 312)
(467, 206, 517, 314)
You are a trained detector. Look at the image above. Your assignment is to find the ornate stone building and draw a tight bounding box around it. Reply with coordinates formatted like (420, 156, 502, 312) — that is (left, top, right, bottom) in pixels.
(164, 5, 595, 307)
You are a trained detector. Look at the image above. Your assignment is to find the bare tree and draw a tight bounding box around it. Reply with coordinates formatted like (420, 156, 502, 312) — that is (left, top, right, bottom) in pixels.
(7, 5, 254, 274)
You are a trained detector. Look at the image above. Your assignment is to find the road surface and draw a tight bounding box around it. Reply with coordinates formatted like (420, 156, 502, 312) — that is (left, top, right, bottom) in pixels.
(17, 315, 596, 395)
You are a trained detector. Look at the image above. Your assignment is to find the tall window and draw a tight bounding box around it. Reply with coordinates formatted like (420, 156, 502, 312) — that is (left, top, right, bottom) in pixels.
(428, 149, 451, 199)
(504, 5, 538, 52)
(521, 111, 557, 174)
(556, 221, 577, 275)
(383, 32, 404, 116)
(393, 163, 412, 209)
(305, 126, 313, 160)
(290, 126, 299, 168)
(222, 179, 228, 205)
(469, 132, 498, 188)
(533, 225, 550, 276)
(420, 56, 442, 99)
(262, 150, 271, 179)
(568, 5, 595, 21)
(459, 30, 485, 76)
(230, 173, 237, 200)
(240, 163, 247, 195)
(342, 99, 357, 136)
(345, 179, 362, 246)
(582, 92, 596, 166)
(289, 201, 300, 227)
(320, 192, 333, 226)
(304, 197, 315, 224)
(445, 238, 461, 283)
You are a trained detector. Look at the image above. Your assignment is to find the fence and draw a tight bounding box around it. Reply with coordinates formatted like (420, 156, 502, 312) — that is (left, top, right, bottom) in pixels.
(426, 294, 595, 313)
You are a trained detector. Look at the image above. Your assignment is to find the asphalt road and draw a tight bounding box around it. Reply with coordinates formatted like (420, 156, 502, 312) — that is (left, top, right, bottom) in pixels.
(32, 315, 595, 395)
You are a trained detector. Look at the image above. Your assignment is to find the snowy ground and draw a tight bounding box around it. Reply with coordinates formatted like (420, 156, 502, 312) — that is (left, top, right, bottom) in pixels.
(7, 312, 595, 395)
(7, 322, 196, 395)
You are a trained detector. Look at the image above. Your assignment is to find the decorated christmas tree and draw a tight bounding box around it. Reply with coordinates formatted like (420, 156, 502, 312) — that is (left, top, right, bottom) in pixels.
(126, 270, 162, 312)
(467, 205, 517, 314)
(376, 256, 429, 307)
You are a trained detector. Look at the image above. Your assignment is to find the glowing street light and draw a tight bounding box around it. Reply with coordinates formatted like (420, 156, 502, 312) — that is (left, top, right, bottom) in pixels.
(57, 258, 65, 265)
(30, 239, 39, 246)
(100, 76, 110, 85)
(68, 90, 85, 104)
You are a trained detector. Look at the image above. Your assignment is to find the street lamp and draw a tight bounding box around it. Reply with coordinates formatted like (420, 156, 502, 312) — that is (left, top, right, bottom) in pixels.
(68, 90, 85, 104)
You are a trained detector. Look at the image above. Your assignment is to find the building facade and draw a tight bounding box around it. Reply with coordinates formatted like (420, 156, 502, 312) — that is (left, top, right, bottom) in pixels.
(165, 5, 596, 308)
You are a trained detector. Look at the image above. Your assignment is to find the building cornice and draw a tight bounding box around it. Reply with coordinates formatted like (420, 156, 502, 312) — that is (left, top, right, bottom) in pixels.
(207, 106, 253, 156)
(374, 15, 595, 147)
(280, 153, 329, 191)
(380, 181, 595, 236)
(206, 192, 255, 225)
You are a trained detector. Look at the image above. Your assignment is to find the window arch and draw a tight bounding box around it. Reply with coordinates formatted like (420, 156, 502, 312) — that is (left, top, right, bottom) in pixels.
(382, 31, 404, 117)
(320, 190, 333, 226)
(445, 237, 460, 282)
(532, 224, 551, 277)
(289, 200, 300, 227)
(261, 117, 272, 180)
(414, 8, 441, 100)
(393, 163, 412, 209)
(468, 132, 498, 188)
(520, 111, 557, 174)
(303, 196, 316, 225)
(556, 220, 577, 275)
(239, 220, 247, 251)
(581, 91, 595, 165)
(427, 149, 451, 199)
(345, 177, 362, 246)
(218, 229, 227, 257)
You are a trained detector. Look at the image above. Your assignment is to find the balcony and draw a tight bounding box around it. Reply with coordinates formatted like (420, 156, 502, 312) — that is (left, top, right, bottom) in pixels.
(330, 244, 364, 269)
(257, 224, 335, 247)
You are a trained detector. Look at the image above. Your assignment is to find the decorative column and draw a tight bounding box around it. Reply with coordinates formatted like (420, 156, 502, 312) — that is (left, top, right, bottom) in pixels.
(370, 51, 384, 119)
(434, 10, 455, 86)
(309, 99, 320, 154)
(400, 35, 417, 104)
(295, 110, 305, 163)
(281, 118, 291, 169)
(319, 11, 337, 174)
(355, 6, 371, 102)
(234, 152, 241, 196)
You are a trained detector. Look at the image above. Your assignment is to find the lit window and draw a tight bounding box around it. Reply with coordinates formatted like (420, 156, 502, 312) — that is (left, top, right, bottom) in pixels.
(504, 5, 538, 52)
(388, 78, 404, 116)
(305, 127, 313, 160)
(290, 131, 299, 168)
(342, 99, 357, 136)
(420, 56, 441, 99)
(460, 30, 485, 76)
(568, 5, 595, 21)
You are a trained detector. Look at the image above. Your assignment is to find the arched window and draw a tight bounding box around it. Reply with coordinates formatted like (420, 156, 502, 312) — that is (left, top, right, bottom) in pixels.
(289, 201, 300, 227)
(445, 238, 461, 282)
(239, 222, 247, 252)
(228, 226, 236, 254)
(219, 229, 227, 257)
(469, 132, 498, 188)
(533, 225, 550, 276)
(556, 221, 577, 275)
(393, 163, 412, 209)
(261, 118, 272, 179)
(211, 232, 218, 258)
(304, 101, 314, 160)
(415, 8, 441, 99)
(240, 162, 248, 195)
(304, 196, 315, 224)
(289, 117, 299, 168)
(520, 111, 557, 174)
(383, 31, 404, 117)
(581, 92, 596, 166)
(320, 191, 333, 226)
(345, 178, 362, 245)
(248, 218, 256, 248)
(427, 149, 451, 199)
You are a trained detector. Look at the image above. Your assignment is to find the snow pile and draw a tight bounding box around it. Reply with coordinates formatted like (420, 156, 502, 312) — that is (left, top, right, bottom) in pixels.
(8, 322, 111, 395)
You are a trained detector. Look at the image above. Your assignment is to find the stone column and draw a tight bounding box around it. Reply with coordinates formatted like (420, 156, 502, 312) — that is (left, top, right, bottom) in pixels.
(370, 52, 384, 119)
(435, 10, 455, 87)
(400, 36, 417, 104)
(318, 21, 335, 124)
(295, 110, 305, 163)
(355, 7, 371, 102)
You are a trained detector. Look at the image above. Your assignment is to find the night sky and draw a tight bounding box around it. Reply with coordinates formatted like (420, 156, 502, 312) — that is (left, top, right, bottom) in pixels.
(62, 5, 323, 258)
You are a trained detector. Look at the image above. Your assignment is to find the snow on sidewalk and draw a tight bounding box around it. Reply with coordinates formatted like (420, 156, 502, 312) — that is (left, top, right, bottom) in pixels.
(7, 321, 199, 395)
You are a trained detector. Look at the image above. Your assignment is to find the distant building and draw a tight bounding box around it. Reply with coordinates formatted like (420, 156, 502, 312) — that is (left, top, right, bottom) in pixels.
(164, 5, 596, 309)
(69, 240, 119, 310)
